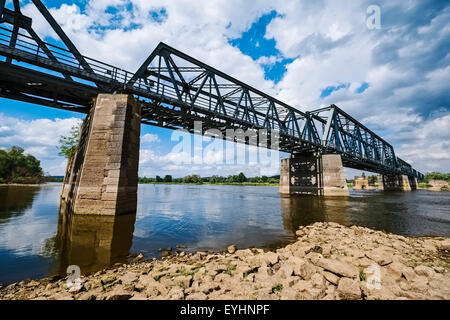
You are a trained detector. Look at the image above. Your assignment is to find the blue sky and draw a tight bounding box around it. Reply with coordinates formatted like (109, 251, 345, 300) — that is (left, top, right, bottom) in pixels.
(0, 0, 449, 178)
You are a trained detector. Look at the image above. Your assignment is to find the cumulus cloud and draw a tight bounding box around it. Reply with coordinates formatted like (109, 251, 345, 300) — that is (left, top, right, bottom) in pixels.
(0, 114, 81, 174)
(141, 133, 160, 143)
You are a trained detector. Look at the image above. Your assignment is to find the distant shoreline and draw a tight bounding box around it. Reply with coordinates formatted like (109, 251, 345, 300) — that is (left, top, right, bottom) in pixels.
(0, 182, 278, 187)
(138, 182, 279, 187)
(0, 183, 63, 187)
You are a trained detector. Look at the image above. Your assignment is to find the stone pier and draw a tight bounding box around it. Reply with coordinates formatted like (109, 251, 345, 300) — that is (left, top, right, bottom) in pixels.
(279, 153, 349, 196)
(409, 176, 418, 190)
(377, 174, 412, 191)
(60, 94, 141, 216)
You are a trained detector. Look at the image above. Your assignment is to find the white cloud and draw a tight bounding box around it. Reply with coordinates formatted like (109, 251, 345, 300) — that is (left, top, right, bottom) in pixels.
(0, 113, 81, 175)
(141, 133, 160, 143)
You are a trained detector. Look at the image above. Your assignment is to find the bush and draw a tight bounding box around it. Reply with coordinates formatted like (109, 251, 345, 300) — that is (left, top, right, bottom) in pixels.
(0, 147, 44, 184)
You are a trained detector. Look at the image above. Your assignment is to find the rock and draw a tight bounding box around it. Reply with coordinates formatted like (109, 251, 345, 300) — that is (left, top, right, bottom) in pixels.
(186, 292, 208, 300)
(161, 251, 171, 257)
(365, 248, 393, 266)
(427, 180, 450, 191)
(134, 253, 144, 262)
(227, 245, 237, 254)
(337, 278, 361, 300)
(323, 271, 339, 286)
(106, 288, 132, 300)
(438, 239, 450, 251)
(24, 280, 40, 288)
(414, 265, 435, 278)
(168, 287, 184, 300)
(410, 276, 429, 293)
(176, 244, 187, 249)
(263, 252, 279, 265)
(120, 272, 138, 284)
(129, 293, 147, 300)
(68, 285, 83, 294)
(311, 273, 326, 288)
(166, 247, 173, 252)
(290, 259, 316, 280)
(315, 258, 359, 279)
(175, 275, 193, 289)
(401, 267, 416, 282)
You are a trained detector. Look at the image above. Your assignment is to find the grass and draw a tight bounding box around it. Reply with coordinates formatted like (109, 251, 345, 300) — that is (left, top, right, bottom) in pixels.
(226, 265, 235, 275)
(272, 283, 283, 293)
(359, 270, 367, 281)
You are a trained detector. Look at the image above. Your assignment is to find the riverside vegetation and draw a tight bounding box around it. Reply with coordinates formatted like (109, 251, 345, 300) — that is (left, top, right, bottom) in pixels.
(0, 146, 45, 184)
(1, 222, 448, 300)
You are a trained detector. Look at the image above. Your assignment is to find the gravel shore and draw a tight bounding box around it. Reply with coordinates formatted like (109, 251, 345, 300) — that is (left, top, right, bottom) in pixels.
(1, 222, 449, 300)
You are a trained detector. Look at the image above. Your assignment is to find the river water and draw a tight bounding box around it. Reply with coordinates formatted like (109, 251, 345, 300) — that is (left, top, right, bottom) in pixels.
(0, 184, 449, 284)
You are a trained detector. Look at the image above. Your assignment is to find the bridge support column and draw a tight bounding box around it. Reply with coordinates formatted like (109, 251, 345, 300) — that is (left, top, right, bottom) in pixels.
(409, 176, 418, 190)
(400, 175, 412, 191)
(378, 174, 412, 191)
(60, 94, 141, 215)
(279, 153, 349, 196)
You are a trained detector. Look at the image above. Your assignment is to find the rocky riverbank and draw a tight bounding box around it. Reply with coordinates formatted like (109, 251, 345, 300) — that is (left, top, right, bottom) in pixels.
(1, 222, 449, 300)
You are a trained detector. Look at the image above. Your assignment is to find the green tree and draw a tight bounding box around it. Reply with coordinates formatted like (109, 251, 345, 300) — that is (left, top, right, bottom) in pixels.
(155, 175, 163, 182)
(183, 174, 202, 184)
(424, 172, 450, 183)
(163, 175, 172, 183)
(58, 124, 81, 159)
(235, 172, 247, 183)
(0, 146, 44, 184)
(368, 175, 378, 184)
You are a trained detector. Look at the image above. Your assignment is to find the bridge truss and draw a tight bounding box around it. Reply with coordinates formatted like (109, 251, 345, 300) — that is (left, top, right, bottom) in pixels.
(0, 0, 423, 179)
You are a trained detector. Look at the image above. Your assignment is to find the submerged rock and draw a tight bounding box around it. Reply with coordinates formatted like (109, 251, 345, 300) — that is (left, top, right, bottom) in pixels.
(227, 245, 237, 254)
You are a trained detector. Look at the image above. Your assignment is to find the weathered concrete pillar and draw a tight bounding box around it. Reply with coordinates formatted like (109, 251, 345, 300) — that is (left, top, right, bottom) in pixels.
(378, 174, 412, 191)
(377, 174, 385, 191)
(279, 153, 349, 196)
(321, 154, 349, 196)
(60, 94, 141, 215)
(400, 175, 412, 191)
(408, 176, 418, 190)
(56, 210, 136, 274)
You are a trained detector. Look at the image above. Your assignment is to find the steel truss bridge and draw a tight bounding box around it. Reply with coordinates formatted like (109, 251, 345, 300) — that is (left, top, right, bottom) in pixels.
(0, 0, 423, 179)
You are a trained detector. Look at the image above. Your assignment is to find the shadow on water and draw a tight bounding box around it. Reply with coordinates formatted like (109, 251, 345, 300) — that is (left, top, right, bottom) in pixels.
(54, 209, 136, 276)
(0, 186, 39, 223)
(280, 189, 450, 237)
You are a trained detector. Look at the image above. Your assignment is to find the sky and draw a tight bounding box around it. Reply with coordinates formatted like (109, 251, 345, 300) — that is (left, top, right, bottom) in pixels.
(0, 0, 449, 178)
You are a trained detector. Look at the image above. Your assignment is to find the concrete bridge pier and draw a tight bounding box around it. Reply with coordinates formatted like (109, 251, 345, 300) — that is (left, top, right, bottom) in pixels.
(60, 94, 141, 216)
(279, 153, 349, 196)
(409, 176, 418, 190)
(377, 174, 412, 191)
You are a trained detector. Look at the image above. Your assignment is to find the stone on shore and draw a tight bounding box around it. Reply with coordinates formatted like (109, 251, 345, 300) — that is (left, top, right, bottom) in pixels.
(1, 222, 449, 301)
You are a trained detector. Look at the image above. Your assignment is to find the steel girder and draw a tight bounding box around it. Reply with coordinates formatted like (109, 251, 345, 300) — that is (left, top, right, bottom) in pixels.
(0, 0, 424, 179)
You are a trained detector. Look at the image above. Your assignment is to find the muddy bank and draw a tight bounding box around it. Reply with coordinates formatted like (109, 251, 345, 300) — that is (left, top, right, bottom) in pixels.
(1, 222, 449, 300)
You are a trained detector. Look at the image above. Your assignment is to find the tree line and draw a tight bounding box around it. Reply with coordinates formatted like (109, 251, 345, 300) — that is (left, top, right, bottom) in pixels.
(139, 173, 280, 185)
(0, 146, 45, 184)
(423, 172, 450, 183)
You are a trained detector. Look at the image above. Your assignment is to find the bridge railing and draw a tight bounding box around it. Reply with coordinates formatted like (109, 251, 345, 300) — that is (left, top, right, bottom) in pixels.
(0, 25, 135, 85)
